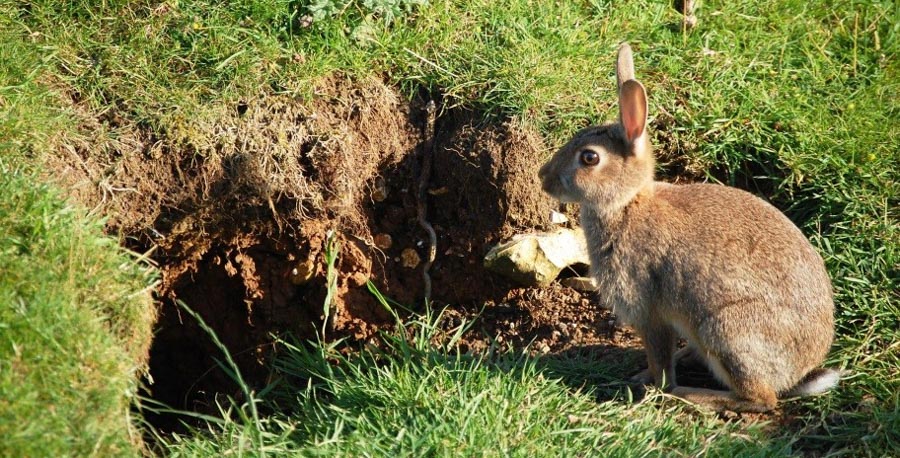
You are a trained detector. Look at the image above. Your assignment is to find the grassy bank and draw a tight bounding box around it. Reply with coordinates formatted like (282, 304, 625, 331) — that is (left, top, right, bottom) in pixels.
(0, 166, 156, 455)
(2, 11, 157, 455)
(1, 0, 897, 456)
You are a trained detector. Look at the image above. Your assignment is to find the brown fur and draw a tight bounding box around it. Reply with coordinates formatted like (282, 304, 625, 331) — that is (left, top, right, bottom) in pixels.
(538, 43, 838, 412)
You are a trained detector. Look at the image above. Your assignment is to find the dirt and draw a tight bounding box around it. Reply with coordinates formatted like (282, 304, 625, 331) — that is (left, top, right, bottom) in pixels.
(44, 74, 776, 431)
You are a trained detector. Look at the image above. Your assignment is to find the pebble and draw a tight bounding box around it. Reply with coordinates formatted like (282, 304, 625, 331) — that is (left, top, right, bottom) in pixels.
(400, 248, 420, 269)
(549, 210, 569, 224)
(561, 276, 597, 292)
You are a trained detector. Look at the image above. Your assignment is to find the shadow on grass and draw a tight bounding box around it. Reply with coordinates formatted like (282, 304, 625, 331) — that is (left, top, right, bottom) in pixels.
(266, 335, 654, 418)
(531, 343, 727, 404)
(531, 344, 644, 402)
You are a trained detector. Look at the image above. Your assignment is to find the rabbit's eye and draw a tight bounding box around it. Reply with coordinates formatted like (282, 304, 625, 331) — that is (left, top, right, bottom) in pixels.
(579, 150, 600, 166)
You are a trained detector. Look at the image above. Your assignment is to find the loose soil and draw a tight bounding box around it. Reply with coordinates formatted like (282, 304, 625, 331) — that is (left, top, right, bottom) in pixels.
(45, 75, 781, 431)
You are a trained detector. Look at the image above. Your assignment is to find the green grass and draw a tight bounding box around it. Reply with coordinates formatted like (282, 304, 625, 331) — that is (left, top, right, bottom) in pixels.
(1, 15, 157, 455)
(0, 160, 156, 456)
(1, 0, 897, 456)
(157, 305, 794, 457)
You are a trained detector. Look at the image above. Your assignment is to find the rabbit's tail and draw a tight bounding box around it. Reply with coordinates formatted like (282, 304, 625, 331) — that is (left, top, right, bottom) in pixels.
(783, 368, 843, 398)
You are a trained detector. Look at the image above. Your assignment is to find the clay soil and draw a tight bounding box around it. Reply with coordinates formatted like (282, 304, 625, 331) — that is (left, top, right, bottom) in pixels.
(45, 76, 741, 429)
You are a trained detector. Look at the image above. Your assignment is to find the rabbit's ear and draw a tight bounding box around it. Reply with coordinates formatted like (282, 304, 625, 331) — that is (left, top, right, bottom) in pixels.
(619, 79, 647, 143)
(616, 42, 635, 91)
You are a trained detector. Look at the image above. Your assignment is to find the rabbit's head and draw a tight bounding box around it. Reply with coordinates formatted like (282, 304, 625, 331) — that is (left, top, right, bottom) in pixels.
(539, 43, 654, 213)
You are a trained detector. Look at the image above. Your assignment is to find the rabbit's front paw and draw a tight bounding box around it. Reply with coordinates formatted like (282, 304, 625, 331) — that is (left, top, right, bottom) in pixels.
(629, 368, 654, 385)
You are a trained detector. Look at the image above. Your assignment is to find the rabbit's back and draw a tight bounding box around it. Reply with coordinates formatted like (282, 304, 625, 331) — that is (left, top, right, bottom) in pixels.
(650, 182, 832, 318)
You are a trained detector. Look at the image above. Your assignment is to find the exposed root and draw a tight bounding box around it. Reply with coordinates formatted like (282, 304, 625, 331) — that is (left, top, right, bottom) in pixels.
(417, 100, 438, 305)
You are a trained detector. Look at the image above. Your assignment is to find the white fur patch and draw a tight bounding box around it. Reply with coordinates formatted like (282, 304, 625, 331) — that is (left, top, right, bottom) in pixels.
(785, 370, 842, 398)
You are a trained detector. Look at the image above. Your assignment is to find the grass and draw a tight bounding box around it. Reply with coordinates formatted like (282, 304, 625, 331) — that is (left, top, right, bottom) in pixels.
(1, 17, 157, 455)
(1, 0, 897, 456)
(0, 160, 156, 456)
(157, 298, 794, 457)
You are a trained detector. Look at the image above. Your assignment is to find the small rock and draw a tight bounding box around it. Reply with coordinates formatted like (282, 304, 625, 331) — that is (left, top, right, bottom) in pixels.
(679, 0, 698, 29)
(684, 14, 698, 29)
(374, 233, 393, 250)
(483, 228, 590, 287)
(400, 248, 420, 269)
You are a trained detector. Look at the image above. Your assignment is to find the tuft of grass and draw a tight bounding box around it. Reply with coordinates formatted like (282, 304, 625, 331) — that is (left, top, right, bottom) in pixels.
(322, 230, 341, 336)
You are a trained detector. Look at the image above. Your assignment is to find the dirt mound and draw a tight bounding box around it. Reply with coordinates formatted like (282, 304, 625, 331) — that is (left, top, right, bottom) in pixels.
(45, 75, 639, 427)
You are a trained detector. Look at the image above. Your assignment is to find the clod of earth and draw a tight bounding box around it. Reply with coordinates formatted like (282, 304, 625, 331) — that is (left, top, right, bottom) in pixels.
(400, 247, 421, 269)
(484, 227, 590, 287)
(374, 233, 393, 250)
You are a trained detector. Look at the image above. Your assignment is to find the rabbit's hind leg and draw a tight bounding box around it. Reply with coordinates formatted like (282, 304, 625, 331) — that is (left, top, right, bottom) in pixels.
(671, 355, 778, 412)
(671, 384, 777, 413)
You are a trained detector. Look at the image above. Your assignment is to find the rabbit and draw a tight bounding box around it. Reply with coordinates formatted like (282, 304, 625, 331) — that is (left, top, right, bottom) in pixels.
(538, 43, 840, 412)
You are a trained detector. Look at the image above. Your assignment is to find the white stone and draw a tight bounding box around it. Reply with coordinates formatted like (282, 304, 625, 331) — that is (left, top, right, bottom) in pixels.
(549, 210, 569, 224)
(483, 228, 590, 287)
